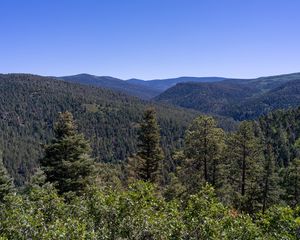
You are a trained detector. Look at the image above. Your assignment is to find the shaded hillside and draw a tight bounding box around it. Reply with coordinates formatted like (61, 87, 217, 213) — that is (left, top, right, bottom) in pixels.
(156, 72, 300, 120)
(0, 74, 199, 185)
(230, 79, 300, 120)
(127, 76, 225, 91)
(155, 81, 256, 114)
(59, 74, 160, 99)
(240, 72, 300, 92)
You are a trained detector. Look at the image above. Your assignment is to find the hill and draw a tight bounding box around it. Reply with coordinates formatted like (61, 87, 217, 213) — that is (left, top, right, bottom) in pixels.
(0, 74, 200, 185)
(59, 74, 225, 99)
(155, 72, 300, 120)
(127, 76, 225, 91)
(59, 74, 160, 99)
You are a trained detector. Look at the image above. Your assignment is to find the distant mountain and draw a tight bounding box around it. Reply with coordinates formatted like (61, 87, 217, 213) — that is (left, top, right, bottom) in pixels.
(223, 72, 300, 93)
(59, 74, 225, 99)
(155, 72, 300, 120)
(127, 76, 226, 91)
(231, 78, 300, 120)
(59, 74, 161, 99)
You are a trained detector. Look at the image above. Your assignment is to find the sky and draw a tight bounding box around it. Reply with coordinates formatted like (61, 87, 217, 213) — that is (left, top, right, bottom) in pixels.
(0, 0, 299, 79)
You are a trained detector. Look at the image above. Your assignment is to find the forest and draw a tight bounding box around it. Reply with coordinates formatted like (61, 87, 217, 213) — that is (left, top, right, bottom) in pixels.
(2, 0, 300, 238)
(0, 74, 200, 185)
(156, 72, 300, 120)
(1, 103, 300, 239)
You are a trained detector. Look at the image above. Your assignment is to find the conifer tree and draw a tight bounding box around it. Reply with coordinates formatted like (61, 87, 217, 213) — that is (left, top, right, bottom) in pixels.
(261, 143, 281, 213)
(40, 111, 95, 194)
(283, 158, 300, 206)
(0, 150, 14, 201)
(128, 107, 164, 183)
(184, 115, 225, 190)
(226, 121, 264, 213)
(281, 138, 300, 206)
(258, 123, 282, 213)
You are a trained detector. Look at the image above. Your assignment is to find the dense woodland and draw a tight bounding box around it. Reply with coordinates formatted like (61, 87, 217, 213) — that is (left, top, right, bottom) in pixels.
(156, 72, 300, 120)
(0, 74, 201, 185)
(1, 73, 300, 239)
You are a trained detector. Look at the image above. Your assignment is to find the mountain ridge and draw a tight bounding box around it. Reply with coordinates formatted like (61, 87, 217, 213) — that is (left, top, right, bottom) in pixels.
(155, 72, 300, 120)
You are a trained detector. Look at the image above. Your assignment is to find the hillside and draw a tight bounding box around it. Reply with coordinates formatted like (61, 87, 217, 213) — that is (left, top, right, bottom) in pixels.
(0, 74, 200, 185)
(127, 76, 225, 91)
(156, 72, 300, 120)
(59, 74, 225, 99)
(230, 79, 300, 120)
(59, 74, 160, 99)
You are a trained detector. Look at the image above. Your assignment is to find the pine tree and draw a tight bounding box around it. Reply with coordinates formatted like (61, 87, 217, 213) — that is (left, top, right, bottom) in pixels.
(128, 107, 164, 183)
(184, 115, 225, 191)
(40, 111, 95, 194)
(259, 123, 282, 213)
(261, 143, 281, 213)
(282, 138, 300, 206)
(283, 158, 300, 206)
(0, 150, 14, 201)
(226, 121, 264, 213)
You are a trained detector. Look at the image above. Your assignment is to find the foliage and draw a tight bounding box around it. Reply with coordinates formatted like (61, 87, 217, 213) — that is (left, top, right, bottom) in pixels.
(1, 182, 299, 239)
(3, 74, 300, 238)
(0, 151, 14, 201)
(257, 205, 300, 239)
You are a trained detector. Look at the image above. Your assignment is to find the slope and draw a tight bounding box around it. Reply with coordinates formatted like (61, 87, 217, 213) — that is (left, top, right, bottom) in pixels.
(59, 74, 161, 99)
(127, 76, 226, 91)
(155, 72, 300, 120)
(0, 74, 199, 185)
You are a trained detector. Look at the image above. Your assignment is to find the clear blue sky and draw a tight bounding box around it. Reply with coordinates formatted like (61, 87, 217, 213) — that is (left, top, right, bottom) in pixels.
(0, 0, 299, 79)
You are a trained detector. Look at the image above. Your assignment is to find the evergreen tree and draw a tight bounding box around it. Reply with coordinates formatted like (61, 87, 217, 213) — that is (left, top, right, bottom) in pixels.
(282, 138, 300, 206)
(261, 143, 281, 213)
(283, 159, 300, 206)
(0, 150, 14, 201)
(226, 121, 264, 213)
(40, 111, 95, 194)
(128, 107, 164, 183)
(184, 115, 225, 190)
(256, 121, 282, 213)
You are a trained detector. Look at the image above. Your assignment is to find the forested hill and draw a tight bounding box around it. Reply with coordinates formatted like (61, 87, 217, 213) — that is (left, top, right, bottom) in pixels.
(127, 76, 226, 91)
(59, 74, 160, 99)
(3, 74, 300, 238)
(0, 74, 199, 185)
(59, 72, 300, 102)
(59, 74, 226, 99)
(155, 72, 300, 120)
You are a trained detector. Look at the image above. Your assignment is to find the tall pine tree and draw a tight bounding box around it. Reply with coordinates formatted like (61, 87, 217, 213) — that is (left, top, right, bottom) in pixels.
(225, 121, 264, 213)
(259, 123, 282, 213)
(183, 115, 225, 191)
(40, 111, 95, 195)
(128, 107, 164, 183)
(261, 142, 281, 213)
